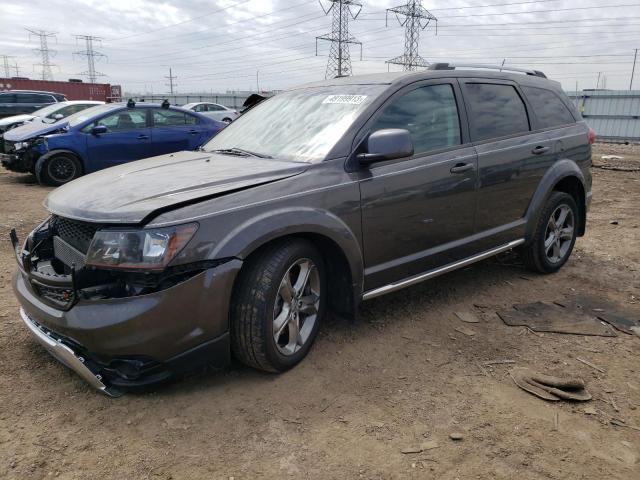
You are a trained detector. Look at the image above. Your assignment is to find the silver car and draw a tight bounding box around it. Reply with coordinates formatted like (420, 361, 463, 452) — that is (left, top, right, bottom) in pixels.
(182, 102, 239, 123)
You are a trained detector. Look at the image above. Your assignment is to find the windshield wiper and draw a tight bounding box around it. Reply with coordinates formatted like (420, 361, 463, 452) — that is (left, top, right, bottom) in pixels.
(210, 147, 272, 158)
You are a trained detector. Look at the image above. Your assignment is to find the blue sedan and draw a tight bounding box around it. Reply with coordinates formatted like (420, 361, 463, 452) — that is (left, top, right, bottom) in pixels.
(1, 101, 225, 186)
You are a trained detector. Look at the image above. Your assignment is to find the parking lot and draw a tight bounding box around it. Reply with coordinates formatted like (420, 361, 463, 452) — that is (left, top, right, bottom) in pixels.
(0, 143, 637, 479)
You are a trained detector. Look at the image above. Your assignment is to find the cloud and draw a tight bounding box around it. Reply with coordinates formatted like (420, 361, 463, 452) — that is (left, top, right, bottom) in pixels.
(1, 0, 638, 93)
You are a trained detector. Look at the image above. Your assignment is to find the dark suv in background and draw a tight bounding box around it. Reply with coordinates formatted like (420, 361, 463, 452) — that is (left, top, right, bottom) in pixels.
(12, 64, 593, 395)
(0, 90, 67, 119)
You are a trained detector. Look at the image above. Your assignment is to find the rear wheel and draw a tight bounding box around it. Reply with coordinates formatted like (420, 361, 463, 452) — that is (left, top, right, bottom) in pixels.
(521, 191, 578, 273)
(37, 153, 82, 186)
(222, 117, 233, 124)
(230, 239, 325, 372)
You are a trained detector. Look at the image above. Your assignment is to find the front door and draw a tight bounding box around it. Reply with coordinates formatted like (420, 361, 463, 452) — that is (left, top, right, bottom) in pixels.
(359, 81, 478, 291)
(85, 108, 151, 170)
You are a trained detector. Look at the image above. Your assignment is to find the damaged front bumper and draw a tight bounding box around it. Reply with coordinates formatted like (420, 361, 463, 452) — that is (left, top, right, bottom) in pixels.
(11, 227, 242, 395)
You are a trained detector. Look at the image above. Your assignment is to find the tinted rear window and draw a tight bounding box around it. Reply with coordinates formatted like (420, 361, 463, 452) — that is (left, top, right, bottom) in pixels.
(464, 83, 530, 141)
(521, 86, 575, 128)
(16, 93, 54, 103)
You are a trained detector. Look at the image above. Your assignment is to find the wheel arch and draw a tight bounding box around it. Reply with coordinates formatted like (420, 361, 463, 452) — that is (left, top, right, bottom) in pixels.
(524, 159, 587, 241)
(34, 148, 85, 176)
(211, 209, 364, 320)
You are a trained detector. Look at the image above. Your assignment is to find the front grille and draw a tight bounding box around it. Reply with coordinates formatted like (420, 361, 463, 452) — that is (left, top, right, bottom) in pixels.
(53, 236, 86, 269)
(30, 279, 76, 309)
(51, 216, 100, 254)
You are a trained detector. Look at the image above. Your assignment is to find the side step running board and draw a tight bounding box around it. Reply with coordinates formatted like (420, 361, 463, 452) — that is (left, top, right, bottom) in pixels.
(362, 239, 525, 300)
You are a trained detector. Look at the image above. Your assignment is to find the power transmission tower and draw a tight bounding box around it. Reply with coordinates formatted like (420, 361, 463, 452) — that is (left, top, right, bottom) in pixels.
(316, 0, 362, 79)
(386, 0, 437, 70)
(73, 35, 107, 83)
(165, 68, 177, 94)
(12, 61, 20, 77)
(26, 29, 57, 80)
(0, 55, 14, 77)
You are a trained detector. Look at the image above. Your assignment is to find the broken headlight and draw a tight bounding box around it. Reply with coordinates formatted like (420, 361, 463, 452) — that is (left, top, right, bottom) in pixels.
(85, 223, 198, 271)
(13, 140, 32, 151)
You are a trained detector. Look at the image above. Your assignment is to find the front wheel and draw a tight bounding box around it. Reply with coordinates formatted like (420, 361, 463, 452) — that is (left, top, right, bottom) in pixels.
(230, 239, 325, 372)
(520, 191, 578, 273)
(36, 153, 82, 186)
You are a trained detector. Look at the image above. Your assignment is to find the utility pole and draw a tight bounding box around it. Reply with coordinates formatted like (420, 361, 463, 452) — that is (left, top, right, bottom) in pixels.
(256, 70, 260, 92)
(631, 48, 638, 91)
(73, 35, 107, 83)
(0, 55, 14, 77)
(596, 71, 602, 90)
(165, 68, 177, 94)
(12, 61, 20, 77)
(316, 0, 363, 79)
(26, 29, 57, 80)
(385, 0, 437, 70)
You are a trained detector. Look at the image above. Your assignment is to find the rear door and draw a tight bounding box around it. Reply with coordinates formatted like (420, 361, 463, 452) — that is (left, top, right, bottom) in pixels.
(150, 108, 206, 155)
(461, 80, 553, 249)
(85, 108, 152, 169)
(359, 80, 478, 290)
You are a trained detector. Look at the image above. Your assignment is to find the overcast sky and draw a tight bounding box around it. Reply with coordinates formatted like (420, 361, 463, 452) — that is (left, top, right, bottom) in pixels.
(1, 0, 639, 93)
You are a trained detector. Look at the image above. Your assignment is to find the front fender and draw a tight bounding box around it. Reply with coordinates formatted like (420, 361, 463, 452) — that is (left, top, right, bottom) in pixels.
(207, 207, 365, 296)
(524, 158, 586, 241)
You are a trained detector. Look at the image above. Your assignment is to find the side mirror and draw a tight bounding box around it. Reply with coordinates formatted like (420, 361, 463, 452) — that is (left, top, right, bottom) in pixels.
(91, 125, 108, 135)
(53, 113, 64, 120)
(357, 129, 413, 166)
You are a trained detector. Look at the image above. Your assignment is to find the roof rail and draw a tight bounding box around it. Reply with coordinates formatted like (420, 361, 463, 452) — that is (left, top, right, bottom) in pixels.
(428, 63, 547, 79)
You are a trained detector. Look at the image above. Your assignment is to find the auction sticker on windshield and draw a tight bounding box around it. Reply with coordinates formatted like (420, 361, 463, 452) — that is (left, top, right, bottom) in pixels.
(322, 95, 368, 105)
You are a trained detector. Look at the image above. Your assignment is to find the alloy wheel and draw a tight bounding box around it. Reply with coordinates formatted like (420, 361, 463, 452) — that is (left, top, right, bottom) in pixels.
(544, 204, 574, 264)
(273, 258, 320, 356)
(48, 156, 77, 184)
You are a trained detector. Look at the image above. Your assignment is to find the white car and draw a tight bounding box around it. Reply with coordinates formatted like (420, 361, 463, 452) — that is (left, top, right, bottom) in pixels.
(0, 100, 104, 137)
(182, 102, 239, 123)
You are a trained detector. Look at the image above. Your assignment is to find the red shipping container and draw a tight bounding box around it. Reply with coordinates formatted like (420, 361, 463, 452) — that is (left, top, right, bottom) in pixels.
(0, 78, 121, 102)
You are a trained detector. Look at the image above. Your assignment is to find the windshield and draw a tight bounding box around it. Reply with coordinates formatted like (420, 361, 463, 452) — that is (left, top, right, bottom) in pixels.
(203, 85, 387, 163)
(67, 104, 119, 127)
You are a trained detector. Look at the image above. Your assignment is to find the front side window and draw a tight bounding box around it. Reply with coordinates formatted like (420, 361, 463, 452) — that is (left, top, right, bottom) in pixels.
(193, 104, 207, 112)
(0, 93, 16, 103)
(465, 83, 530, 141)
(521, 86, 576, 128)
(371, 84, 462, 155)
(153, 109, 198, 126)
(96, 110, 147, 131)
(203, 85, 387, 163)
(208, 104, 225, 111)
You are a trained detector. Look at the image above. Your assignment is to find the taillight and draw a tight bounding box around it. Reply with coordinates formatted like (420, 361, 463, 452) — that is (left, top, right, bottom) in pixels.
(588, 127, 597, 144)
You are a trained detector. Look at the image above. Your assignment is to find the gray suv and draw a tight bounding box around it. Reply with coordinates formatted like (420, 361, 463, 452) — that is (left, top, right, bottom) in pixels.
(0, 90, 67, 119)
(11, 64, 593, 395)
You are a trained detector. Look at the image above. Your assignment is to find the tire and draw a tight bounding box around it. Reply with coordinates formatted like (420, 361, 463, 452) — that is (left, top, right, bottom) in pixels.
(230, 239, 326, 372)
(37, 153, 82, 186)
(222, 117, 233, 124)
(521, 191, 579, 274)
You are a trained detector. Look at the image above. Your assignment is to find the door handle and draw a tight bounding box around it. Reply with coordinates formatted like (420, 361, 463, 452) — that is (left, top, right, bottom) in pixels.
(137, 134, 149, 140)
(531, 146, 550, 155)
(450, 162, 474, 174)
(188, 129, 198, 135)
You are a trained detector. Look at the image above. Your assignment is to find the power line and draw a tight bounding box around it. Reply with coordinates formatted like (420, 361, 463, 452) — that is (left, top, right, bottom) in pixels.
(316, 0, 363, 78)
(386, 0, 437, 70)
(73, 35, 107, 83)
(26, 28, 57, 80)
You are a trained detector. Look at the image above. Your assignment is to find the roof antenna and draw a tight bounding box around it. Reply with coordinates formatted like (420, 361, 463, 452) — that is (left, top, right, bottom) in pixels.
(127, 98, 136, 108)
(161, 99, 170, 109)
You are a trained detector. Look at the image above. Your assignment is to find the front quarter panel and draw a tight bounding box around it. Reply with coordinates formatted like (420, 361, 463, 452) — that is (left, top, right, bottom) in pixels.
(149, 159, 365, 295)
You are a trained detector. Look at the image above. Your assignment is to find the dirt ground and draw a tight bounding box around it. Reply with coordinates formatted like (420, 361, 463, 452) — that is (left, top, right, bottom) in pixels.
(0, 144, 639, 480)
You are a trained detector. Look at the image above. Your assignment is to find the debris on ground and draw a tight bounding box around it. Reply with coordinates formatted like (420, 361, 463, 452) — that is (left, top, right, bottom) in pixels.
(401, 441, 440, 454)
(454, 311, 480, 323)
(497, 301, 617, 336)
(454, 325, 476, 336)
(449, 432, 464, 441)
(557, 295, 640, 335)
(510, 368, 592, 401)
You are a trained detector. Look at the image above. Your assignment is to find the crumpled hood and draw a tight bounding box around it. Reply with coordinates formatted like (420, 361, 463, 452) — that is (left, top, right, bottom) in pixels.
(44, 150, 309, 223)
(3, 119, 68, 141)
(0, 114, 34, 128)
